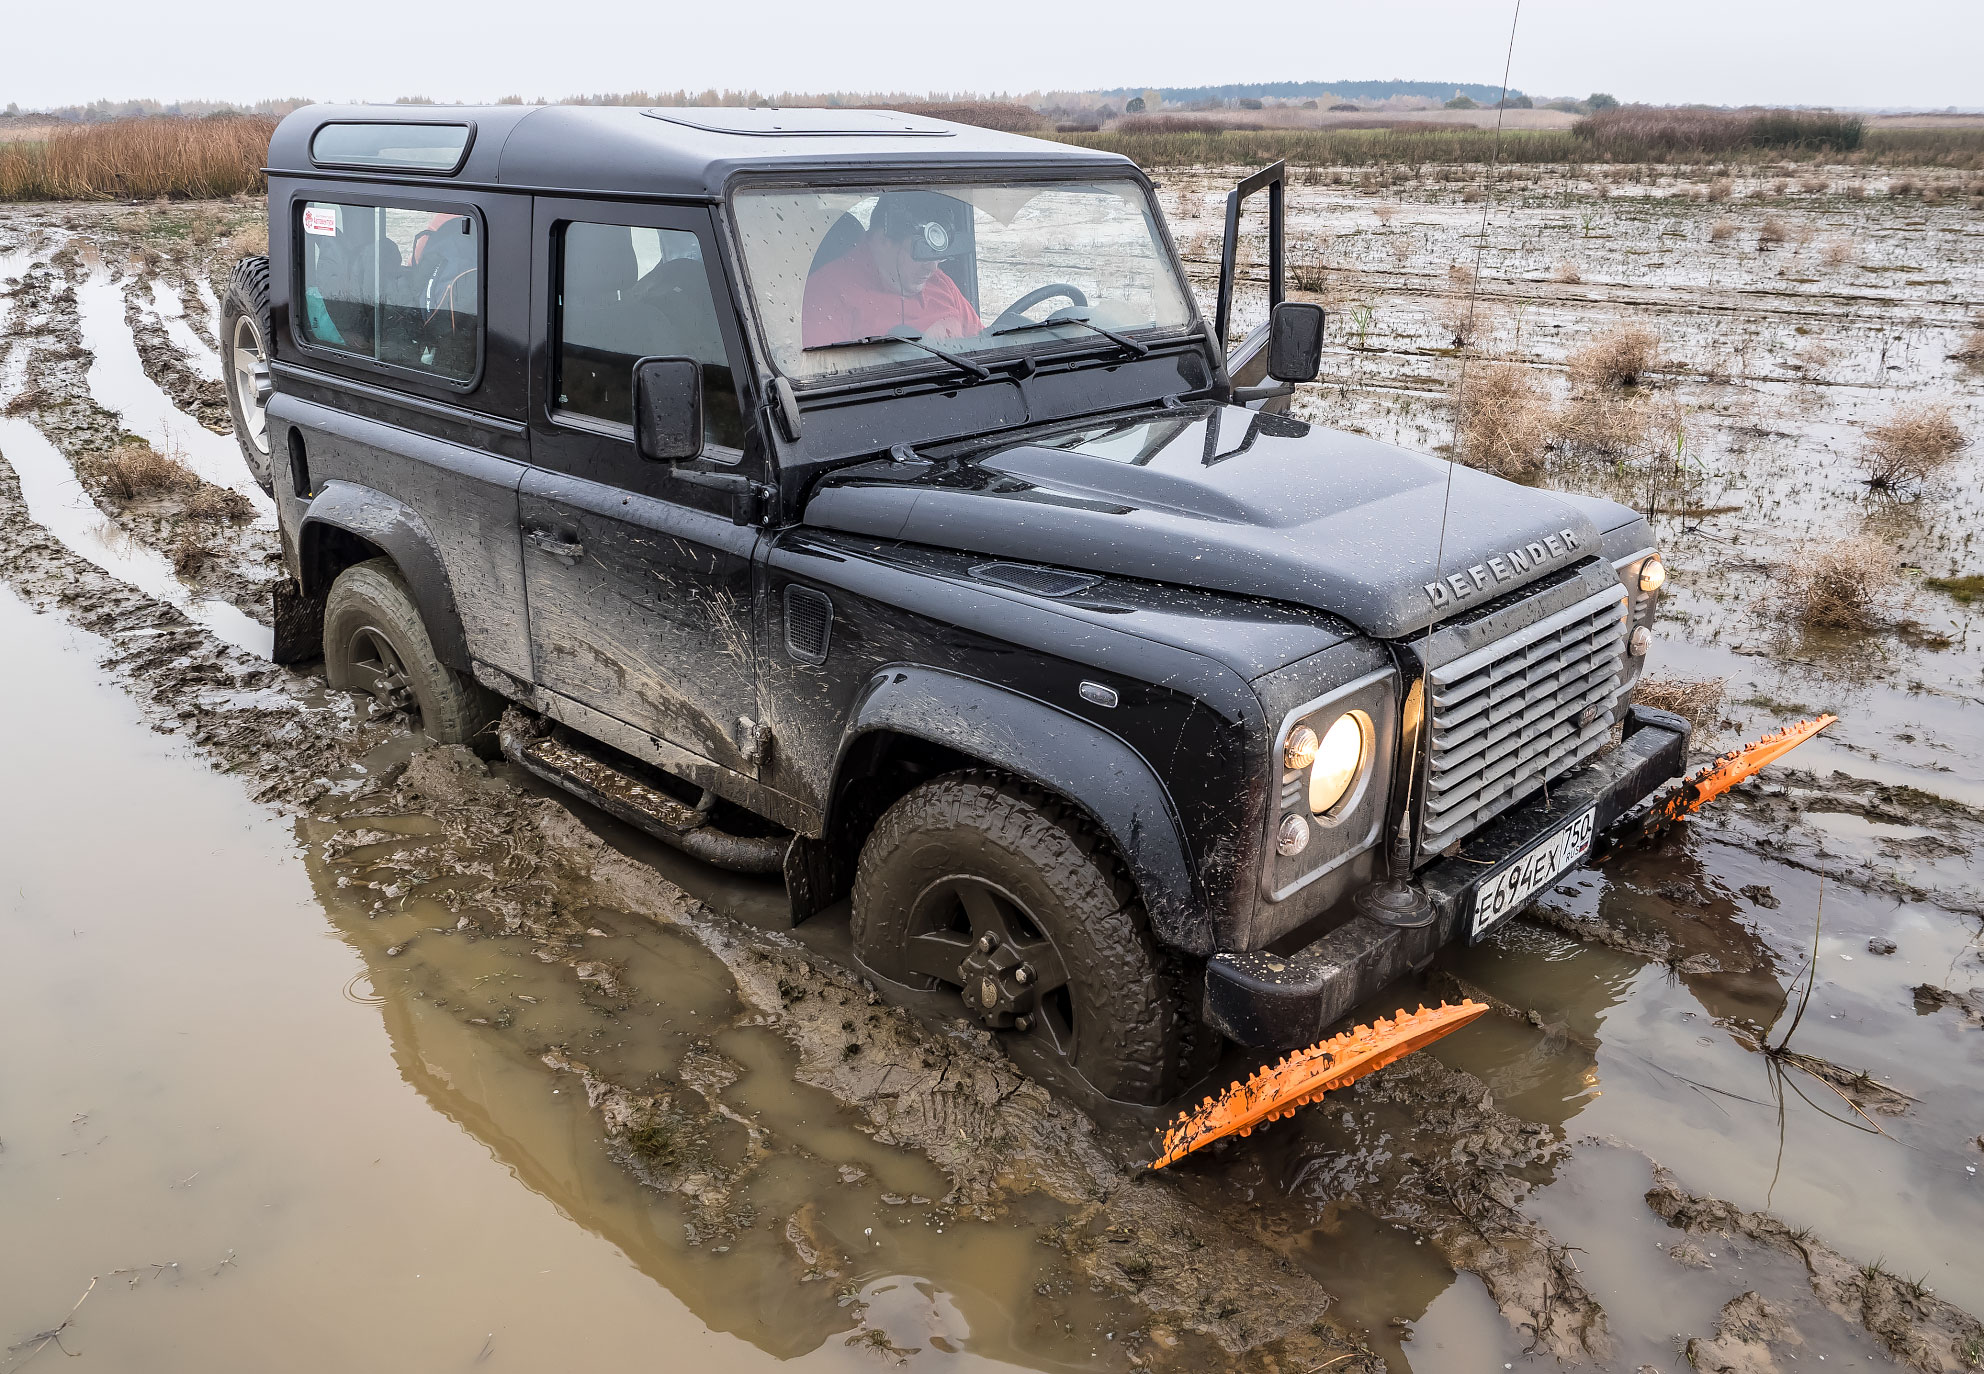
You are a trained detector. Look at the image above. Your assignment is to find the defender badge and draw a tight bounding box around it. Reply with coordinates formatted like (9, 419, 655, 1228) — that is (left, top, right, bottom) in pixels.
(1425, 529, 1582, 609)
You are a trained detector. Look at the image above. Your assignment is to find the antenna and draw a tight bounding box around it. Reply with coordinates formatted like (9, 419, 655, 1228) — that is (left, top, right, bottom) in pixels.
(1360, 0, 1524, 925)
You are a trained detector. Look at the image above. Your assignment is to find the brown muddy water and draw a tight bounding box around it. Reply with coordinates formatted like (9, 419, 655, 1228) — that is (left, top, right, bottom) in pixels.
(3, 181, 1983, 1372)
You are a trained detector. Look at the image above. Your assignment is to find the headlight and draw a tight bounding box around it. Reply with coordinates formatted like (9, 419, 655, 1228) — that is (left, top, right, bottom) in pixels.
(1307, 711, 1369, 815)
(1639, 556, 1666, 593)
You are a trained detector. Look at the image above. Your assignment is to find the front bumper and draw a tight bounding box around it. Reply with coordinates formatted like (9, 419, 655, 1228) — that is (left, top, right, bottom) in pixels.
(1204, 705, 1691, 1048)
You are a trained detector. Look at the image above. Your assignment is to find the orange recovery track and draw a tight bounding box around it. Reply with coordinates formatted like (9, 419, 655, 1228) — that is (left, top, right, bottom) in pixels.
(1650, 713, 1836, 823)
(1152, 1001, 1490, 1169)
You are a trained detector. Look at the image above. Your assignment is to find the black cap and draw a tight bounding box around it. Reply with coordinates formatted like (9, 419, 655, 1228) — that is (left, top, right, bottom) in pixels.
(872, 189, 967, 260)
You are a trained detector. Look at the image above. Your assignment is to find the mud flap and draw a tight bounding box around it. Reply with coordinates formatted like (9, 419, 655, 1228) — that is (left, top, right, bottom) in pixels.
(271, 576, 325, 664)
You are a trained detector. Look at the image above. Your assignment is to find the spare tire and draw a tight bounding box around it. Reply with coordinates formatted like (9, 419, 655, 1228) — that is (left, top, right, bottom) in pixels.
(220, 256, 274, 496)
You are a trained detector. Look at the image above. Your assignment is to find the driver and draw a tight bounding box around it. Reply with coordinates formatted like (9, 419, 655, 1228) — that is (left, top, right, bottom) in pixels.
(802, 190, 982, 347)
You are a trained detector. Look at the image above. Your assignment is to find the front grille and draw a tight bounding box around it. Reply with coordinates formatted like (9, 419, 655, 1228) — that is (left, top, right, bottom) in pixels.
(1421, 583, 1628, 849)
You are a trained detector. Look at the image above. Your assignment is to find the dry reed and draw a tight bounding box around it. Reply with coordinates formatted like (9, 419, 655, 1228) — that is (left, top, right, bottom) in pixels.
(1952, 329, 1984, 362)
(1757, 217, 1788, 249)
(1551, 260, 1582, 284)
(1709, 218, 1736, 242)
(0, 117, 275, 201)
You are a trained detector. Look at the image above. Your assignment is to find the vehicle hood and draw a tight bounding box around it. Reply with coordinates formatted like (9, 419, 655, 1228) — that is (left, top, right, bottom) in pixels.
(802, 404, 1620, 639)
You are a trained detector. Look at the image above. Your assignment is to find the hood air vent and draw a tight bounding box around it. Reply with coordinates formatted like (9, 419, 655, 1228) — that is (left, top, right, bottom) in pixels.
(969, 562, 1099, 598)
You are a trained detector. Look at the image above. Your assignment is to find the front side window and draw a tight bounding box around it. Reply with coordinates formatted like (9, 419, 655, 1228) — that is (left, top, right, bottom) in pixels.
(554, 222, 744, 449)
(297, 200, 480, 383)
(730, 177, 1195, 384)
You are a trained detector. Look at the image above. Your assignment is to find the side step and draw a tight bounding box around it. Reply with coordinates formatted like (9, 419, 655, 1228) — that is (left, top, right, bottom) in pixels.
(497, 711, 788, 877)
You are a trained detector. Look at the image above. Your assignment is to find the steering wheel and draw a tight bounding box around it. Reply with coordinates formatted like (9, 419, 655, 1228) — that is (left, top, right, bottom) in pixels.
(988, 283, 1089, 335)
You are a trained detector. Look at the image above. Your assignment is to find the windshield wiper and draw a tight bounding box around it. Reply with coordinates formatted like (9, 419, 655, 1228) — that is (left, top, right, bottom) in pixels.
(991, 306, 1150, 358)
(803, 325, 993, 381)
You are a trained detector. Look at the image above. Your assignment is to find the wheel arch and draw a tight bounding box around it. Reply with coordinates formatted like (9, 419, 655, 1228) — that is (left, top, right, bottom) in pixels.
(297, 482, 470, 671)
(826, 667, 1209, 955)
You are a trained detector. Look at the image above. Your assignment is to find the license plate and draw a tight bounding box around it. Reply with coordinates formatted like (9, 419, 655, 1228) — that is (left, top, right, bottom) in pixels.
(1470, 806, 1597, 940)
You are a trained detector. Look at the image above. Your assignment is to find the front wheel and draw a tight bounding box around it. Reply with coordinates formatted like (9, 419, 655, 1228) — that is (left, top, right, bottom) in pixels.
(851, 772, 1215, 1106)
(324, 558, 493, 746)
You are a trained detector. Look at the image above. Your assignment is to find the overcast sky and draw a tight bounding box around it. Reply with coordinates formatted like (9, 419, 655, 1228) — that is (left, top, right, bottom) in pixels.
(2, 0, 1978, 111)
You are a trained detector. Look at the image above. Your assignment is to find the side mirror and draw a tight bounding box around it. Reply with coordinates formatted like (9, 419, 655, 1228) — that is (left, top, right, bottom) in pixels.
(633, 356, 703, 463)
(1267, 301, 1325, 383)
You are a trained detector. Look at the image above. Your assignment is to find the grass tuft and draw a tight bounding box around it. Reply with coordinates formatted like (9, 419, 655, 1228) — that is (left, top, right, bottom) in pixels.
(96, 440, 196, 500)
(0, 117, 276, 201)
(1633, 675, 1727, 731)
(1786, 538, 1898, 631)
(1861, 403, 1969, 490)
(1568, 325, 1662, 390)
(1456, 364, 1552, 479)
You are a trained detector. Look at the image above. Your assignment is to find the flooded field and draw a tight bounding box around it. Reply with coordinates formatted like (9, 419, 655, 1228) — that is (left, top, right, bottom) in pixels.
(1, 170, 1980, 1373)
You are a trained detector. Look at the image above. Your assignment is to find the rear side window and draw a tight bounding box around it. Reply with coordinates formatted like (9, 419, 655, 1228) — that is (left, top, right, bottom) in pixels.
(311, 122, 472, 172)
(297, 200, 480, 384)
(555, 221, 744, 449)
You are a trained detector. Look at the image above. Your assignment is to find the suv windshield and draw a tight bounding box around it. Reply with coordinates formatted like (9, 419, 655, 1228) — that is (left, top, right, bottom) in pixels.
(731, 178, 1195, 384)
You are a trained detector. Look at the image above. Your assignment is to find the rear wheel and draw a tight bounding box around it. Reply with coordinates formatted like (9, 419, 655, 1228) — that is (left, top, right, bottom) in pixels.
(221, 256, 274, 496)
(324, 558, 492, 746)
(852, 771, 1215, 1106)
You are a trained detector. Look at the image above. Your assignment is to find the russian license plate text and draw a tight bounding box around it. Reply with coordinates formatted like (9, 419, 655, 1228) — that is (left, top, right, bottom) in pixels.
(1471, 807, 1597, 940)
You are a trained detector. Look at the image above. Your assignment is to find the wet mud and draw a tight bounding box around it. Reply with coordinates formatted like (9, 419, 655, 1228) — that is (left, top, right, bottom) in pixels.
(3, 184, 1982, 1371)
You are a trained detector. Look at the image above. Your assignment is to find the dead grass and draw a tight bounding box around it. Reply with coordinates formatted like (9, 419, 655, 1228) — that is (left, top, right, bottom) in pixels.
(2, 383, 51, 415)
(1633, 674, 1727, 731)
(1709, 218, 1736, 242)
(1796, 340, 1837, 379)
(1861, 403, 1969, 489)
(95, 440, 196, 500)
(228, 221, 268, 258)
(1437, 264, 1486, 348)
(1568, 325, 1662, 390)
(1799, 175, 1829, 194)
(1706, 177, 1734, 202)
(1951, 329, 1984, 362)
(169, 532, 214, 577)
(1456, 363, 1552, 479)
(1373, 204, 1397, 225)
(1784, 538, 1898, 631)
(1757, 217, 1788, 249)
(183, 484, 253, 522)
(0, 117, 275, 201)
(1821, 237, 1855, 267)
(1553, 390, 1649, 456)
(1551, 260, 1582, 284)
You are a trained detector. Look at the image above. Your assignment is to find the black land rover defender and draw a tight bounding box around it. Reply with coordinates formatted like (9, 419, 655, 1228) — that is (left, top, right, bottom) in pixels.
(225, 105, 1687, 1109)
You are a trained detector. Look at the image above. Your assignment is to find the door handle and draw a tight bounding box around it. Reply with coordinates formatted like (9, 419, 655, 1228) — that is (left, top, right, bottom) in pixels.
(526, 528, 585, 561)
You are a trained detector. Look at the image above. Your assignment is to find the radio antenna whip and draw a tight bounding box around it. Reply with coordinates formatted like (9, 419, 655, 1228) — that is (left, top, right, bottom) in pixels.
(1398, 0, 1524, 877)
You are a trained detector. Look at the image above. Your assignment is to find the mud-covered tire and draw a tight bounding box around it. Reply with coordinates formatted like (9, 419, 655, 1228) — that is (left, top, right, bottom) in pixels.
(221, 256, 274, 496)
(852, 771, 1216, 1105)
(324, 558, 493, 746)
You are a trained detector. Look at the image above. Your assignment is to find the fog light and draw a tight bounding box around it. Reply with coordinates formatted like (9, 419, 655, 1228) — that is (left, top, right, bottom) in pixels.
(1276, 813, 1311, 856)
(1308, 712, 1368, 815)
(1639, 556, 1666, 593)
(1629, 625, 1653, 656)
(1283, 724, 1320, 771)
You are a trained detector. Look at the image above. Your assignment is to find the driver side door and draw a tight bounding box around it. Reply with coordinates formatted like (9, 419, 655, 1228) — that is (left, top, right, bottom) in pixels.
(521, 198, 766, 779)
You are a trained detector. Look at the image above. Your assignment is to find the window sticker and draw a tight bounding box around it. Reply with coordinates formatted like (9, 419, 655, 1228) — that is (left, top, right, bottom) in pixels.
(302, 205, 339, 236)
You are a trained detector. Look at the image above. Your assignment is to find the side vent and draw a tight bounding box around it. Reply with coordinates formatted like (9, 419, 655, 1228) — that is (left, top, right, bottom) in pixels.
(784, 584, 833, 665)
(969, 562, 1099, 598)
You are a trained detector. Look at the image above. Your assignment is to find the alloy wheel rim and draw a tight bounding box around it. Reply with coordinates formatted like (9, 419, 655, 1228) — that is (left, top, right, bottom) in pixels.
(904, 876, 1077, 1060)
(346, 625, 416, 719)
(231, 314, 270, 456)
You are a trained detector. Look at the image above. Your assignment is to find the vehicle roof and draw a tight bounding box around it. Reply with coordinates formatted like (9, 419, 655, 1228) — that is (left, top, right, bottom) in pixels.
(267, 104, 1138, 200)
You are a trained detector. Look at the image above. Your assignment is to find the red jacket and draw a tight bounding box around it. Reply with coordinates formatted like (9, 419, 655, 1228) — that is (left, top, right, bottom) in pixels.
(802, 244, 982, 348)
